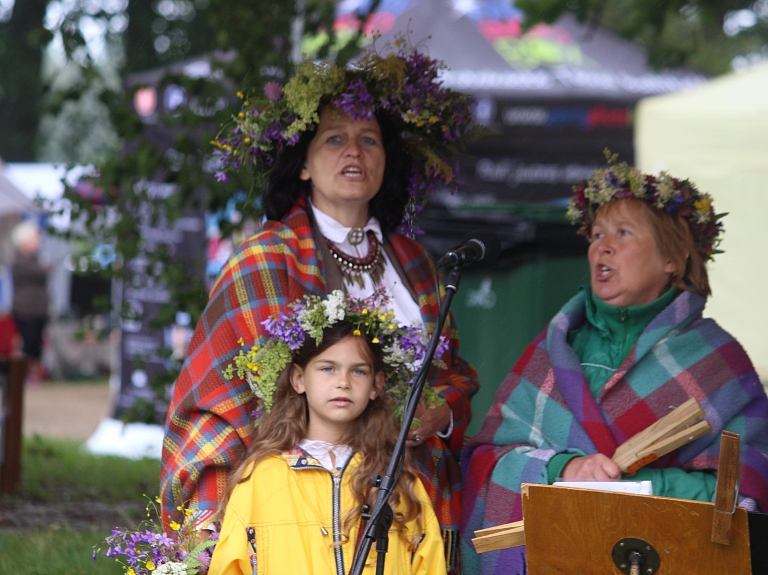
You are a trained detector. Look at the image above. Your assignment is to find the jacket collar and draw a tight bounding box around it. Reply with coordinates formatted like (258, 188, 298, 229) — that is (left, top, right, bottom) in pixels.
(280, 446, 360, 474)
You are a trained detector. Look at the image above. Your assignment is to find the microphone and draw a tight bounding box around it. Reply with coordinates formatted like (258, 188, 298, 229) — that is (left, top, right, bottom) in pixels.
(437, 231, 501, 268)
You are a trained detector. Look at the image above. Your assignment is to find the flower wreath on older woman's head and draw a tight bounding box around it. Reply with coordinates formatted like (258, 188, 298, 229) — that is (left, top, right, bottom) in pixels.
(213, 36, 481, 236)
(566, 150, 726, 262)
(223, 288, 448, 423)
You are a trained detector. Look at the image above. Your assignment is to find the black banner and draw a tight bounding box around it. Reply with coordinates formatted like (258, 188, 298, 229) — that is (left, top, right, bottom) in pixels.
(116, 180, 206, 421)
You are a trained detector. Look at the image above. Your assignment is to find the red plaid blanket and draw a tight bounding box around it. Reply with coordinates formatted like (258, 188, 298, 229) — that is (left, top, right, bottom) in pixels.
(161, 202, 478, 547)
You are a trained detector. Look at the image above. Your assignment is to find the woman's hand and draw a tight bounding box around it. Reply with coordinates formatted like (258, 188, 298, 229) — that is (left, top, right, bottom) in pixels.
(407, 401, 452, 447)
(561, 454, 621, 481)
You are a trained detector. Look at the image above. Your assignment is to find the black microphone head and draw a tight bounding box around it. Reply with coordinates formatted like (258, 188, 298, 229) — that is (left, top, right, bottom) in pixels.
(462, 230, 501, 266)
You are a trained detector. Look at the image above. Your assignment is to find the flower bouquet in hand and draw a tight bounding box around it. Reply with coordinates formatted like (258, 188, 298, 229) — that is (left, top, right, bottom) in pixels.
(96, 498, 217, 575)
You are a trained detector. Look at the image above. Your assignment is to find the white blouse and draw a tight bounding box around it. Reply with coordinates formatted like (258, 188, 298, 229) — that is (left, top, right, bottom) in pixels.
(311, 202, 423, 328)
(298, 439, 354, 472)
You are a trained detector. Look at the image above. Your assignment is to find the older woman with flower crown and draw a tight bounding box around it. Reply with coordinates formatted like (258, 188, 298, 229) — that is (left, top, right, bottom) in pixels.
(161, 43, 479, 572)
(460, 156, 768, 575)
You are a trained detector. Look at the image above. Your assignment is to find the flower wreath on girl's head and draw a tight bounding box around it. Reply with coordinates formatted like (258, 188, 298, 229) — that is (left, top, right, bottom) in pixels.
(223, 288, 448, 422)
(566, 150, 726, 261)
(213, 36, 482, 236)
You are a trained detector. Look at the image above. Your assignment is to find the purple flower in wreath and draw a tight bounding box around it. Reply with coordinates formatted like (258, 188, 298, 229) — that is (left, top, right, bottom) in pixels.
(334, 79, 375, 121)
(264, 81, 283, 101)
(666, 193, 685, 213)
(261, 314, 305, 350)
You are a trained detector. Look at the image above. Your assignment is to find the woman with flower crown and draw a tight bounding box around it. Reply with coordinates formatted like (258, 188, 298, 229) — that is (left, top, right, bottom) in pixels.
(208, 291, 448, 575)
(460, 155, 768, 575)
(161, 42, 479, 572)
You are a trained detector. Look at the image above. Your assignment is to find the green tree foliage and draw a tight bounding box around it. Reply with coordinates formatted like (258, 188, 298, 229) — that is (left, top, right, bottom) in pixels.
(40, 0, 378, 422)
(516, 0, 768, 74)
(0, 0, 51, 161)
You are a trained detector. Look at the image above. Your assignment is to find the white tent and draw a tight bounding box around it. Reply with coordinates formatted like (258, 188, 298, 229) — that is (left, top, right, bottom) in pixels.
(636, 62, 768, 379)
(0, 163, 37, 215)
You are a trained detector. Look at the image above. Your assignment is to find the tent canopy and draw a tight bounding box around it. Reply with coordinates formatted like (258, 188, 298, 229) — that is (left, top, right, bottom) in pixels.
(324, 0, 707, 211)
(636, 61, 768, 378)
(334, 0, 704, 101)
(0, 163, 36, 215)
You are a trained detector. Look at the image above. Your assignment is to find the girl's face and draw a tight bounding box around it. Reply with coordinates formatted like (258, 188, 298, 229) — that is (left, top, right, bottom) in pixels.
(290, 335, 384, 444)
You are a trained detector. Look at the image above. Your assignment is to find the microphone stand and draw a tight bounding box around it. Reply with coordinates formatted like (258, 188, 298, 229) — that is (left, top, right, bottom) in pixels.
(348, 264, 464, 575)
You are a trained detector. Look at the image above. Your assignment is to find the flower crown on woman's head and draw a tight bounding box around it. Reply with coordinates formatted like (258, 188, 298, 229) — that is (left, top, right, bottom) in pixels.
(566, 151, 725, 261)
(213, 36, 479, 236)
(223, 288, 448, 422)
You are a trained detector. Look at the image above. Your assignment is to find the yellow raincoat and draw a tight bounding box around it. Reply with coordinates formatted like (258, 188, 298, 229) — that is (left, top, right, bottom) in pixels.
(210, 447, 447, 575)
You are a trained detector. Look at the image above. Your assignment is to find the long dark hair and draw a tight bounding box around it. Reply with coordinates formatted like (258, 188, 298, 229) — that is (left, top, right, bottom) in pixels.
(263, 109, 410, 234)
(219, 321, 424, 542)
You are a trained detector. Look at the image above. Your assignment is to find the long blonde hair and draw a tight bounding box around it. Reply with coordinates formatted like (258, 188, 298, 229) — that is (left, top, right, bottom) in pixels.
(219, 321, 424, 542)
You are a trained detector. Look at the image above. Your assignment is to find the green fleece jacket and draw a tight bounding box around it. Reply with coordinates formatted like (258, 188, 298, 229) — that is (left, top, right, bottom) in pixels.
(546, 287, 717, 502)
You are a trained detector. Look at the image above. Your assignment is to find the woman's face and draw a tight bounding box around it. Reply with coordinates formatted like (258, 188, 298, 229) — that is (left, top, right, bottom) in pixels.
(588, 200, 675, 307)
(300, 109, 385, 226)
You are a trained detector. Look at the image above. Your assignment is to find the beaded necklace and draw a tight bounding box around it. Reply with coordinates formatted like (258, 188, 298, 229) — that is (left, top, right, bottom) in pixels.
(324, 230, 385, 289)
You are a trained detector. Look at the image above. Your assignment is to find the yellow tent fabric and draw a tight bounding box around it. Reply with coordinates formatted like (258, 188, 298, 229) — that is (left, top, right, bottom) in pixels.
(636, 62, 768, 378)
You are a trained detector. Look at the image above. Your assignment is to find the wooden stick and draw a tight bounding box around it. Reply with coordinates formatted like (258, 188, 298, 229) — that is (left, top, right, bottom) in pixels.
(624, 420, 713, 474)
(474, 520, 525, 538)
(472, 520, 526, 553)
(613, 397, 703, 462)
(0, 358, 26, 495)
(612, 398, 704, 465)
(612, 398, 709, 473)
(711, 431, 740, 545)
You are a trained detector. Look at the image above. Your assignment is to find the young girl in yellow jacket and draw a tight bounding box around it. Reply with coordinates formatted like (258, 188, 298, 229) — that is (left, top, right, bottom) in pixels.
(209, 290, 448, 575)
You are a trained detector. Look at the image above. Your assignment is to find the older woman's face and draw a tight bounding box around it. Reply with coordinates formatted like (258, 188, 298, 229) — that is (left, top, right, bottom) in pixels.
(588, 200, 675, 307)
(300, 109, 385, 226)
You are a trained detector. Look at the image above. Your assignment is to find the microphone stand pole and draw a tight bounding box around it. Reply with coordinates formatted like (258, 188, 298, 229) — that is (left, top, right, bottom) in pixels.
(348, 264, 463, 575)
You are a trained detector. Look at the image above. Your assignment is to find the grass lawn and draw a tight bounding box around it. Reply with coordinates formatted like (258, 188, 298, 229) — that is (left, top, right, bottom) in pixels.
(0, 529, 125, 574)
(0, 436, 161, 574)
(20, 435, 160, 501)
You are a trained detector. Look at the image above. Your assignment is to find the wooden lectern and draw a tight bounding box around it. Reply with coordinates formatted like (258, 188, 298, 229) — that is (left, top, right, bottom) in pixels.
(473, 432, 757, 574)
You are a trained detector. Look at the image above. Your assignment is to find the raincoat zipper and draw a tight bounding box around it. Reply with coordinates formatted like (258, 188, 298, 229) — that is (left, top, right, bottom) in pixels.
(329, 453, 356, 575)
(332, 474, 344, 575)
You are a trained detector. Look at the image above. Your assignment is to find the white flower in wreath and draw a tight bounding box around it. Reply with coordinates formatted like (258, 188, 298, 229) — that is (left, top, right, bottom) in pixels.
(694, 208, 711, 224)
(384, 344, 408, 367)
(595, 185, 615, 204)
(565, 203, 580, 223)
(297, 307, 325, 342)
(656, 173, 676, 202)
(324, 291, 346, 323)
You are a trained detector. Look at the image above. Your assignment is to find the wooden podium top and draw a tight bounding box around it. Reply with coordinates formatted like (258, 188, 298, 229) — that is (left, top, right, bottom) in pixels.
(520, 484, 751, 575)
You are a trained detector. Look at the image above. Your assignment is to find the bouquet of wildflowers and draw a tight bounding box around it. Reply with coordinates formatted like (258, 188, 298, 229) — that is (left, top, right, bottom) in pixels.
(96, 498, 217, 575)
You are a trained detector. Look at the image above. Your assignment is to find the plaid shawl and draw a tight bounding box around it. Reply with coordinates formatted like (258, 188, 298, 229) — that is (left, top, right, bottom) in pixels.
(461, 290, 768, 575)
(161, 202, 478, 543)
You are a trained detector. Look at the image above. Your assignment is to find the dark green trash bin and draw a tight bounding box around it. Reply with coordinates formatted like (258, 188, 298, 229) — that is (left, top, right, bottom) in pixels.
(418, 200, 590, 437)
(452, 257, 589, 437)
